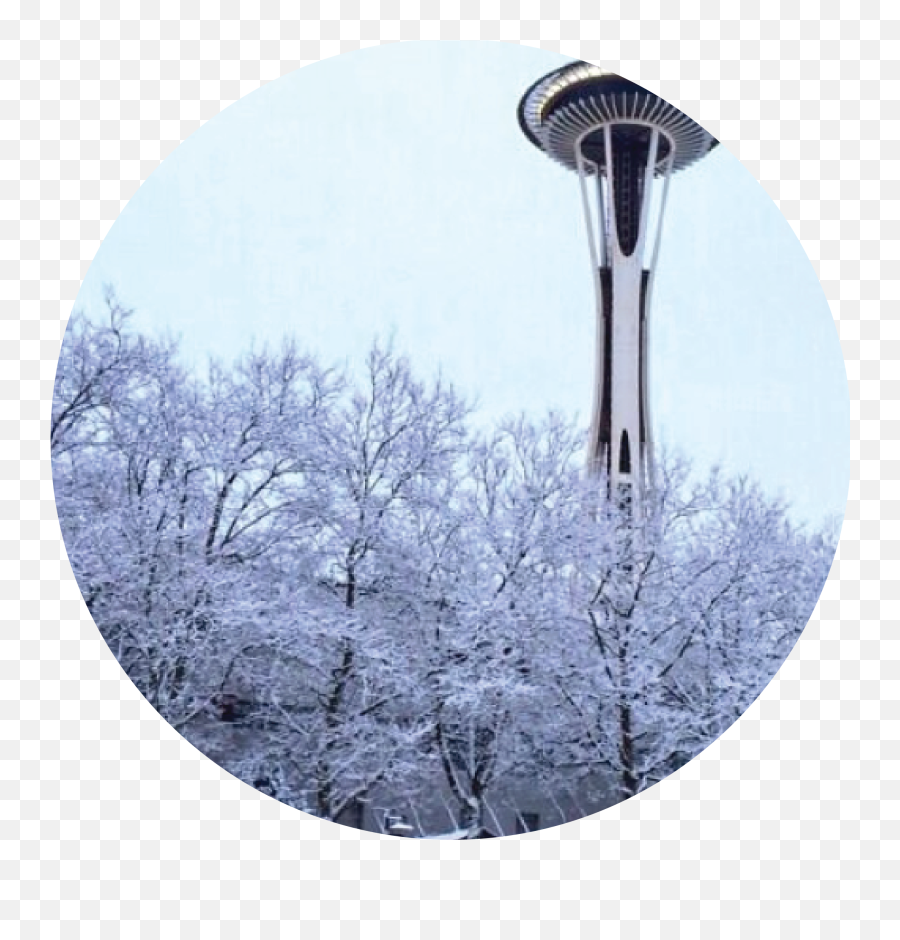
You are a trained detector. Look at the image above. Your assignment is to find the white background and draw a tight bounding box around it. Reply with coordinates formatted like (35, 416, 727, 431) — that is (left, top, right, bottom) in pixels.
(2, 1, 893, 935)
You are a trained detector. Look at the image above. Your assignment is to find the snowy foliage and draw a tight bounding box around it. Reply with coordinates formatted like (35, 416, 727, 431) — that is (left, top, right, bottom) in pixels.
(52, 295, 836, 835)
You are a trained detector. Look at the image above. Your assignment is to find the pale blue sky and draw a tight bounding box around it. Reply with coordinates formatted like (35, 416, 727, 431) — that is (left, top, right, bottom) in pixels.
(73, 41, 848, 527)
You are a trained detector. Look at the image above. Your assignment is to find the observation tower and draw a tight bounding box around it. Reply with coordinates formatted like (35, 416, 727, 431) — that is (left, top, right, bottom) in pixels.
(518, 63, 718, 503)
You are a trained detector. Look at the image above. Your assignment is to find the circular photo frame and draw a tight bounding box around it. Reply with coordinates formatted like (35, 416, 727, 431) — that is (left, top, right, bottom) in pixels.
(52, 42, 848, 839)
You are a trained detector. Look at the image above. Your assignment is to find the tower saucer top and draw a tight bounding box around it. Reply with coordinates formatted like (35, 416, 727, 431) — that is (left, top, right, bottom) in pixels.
(517, 61, 719, 176)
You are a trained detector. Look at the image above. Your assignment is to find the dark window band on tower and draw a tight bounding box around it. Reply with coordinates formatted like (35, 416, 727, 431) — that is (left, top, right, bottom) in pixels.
(619, 429, 632, 475)
(611, 124, 651, 257)
(599, 266, 613, 450)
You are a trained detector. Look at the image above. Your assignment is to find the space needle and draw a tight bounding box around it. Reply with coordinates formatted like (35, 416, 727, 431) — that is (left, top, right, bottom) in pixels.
(518, 63, 718, 504)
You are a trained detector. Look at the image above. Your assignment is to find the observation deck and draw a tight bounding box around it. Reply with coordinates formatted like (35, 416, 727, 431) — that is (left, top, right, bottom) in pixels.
(517, 62, 718, 178)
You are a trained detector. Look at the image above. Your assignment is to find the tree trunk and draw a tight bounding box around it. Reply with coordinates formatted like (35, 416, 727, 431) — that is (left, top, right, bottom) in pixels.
(316, 640, 355, 820)
(618, 698, 638, 798)
(460, 789, 484, 837)
(618, 627, 638, 799)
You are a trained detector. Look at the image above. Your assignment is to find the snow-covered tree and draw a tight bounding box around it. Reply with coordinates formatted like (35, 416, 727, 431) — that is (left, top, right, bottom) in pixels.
(414, 415, 585, 834)
(52, 301, 835, 833)
(553, 460, 832, 801)
(237, 343, 470, 821)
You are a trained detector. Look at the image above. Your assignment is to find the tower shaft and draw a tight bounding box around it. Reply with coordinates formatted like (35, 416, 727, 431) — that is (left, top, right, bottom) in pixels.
(580, 125, 667, 503)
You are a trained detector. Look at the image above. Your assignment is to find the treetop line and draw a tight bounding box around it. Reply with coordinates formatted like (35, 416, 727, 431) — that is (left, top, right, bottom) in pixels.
(52, 297, 832, 837)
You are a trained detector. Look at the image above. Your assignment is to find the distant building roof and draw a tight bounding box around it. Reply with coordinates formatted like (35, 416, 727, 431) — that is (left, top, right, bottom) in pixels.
(422, 826, 498, 840)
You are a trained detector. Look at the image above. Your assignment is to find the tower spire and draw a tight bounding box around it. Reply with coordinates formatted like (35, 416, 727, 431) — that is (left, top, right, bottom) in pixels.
(518, 63, 718, 503)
